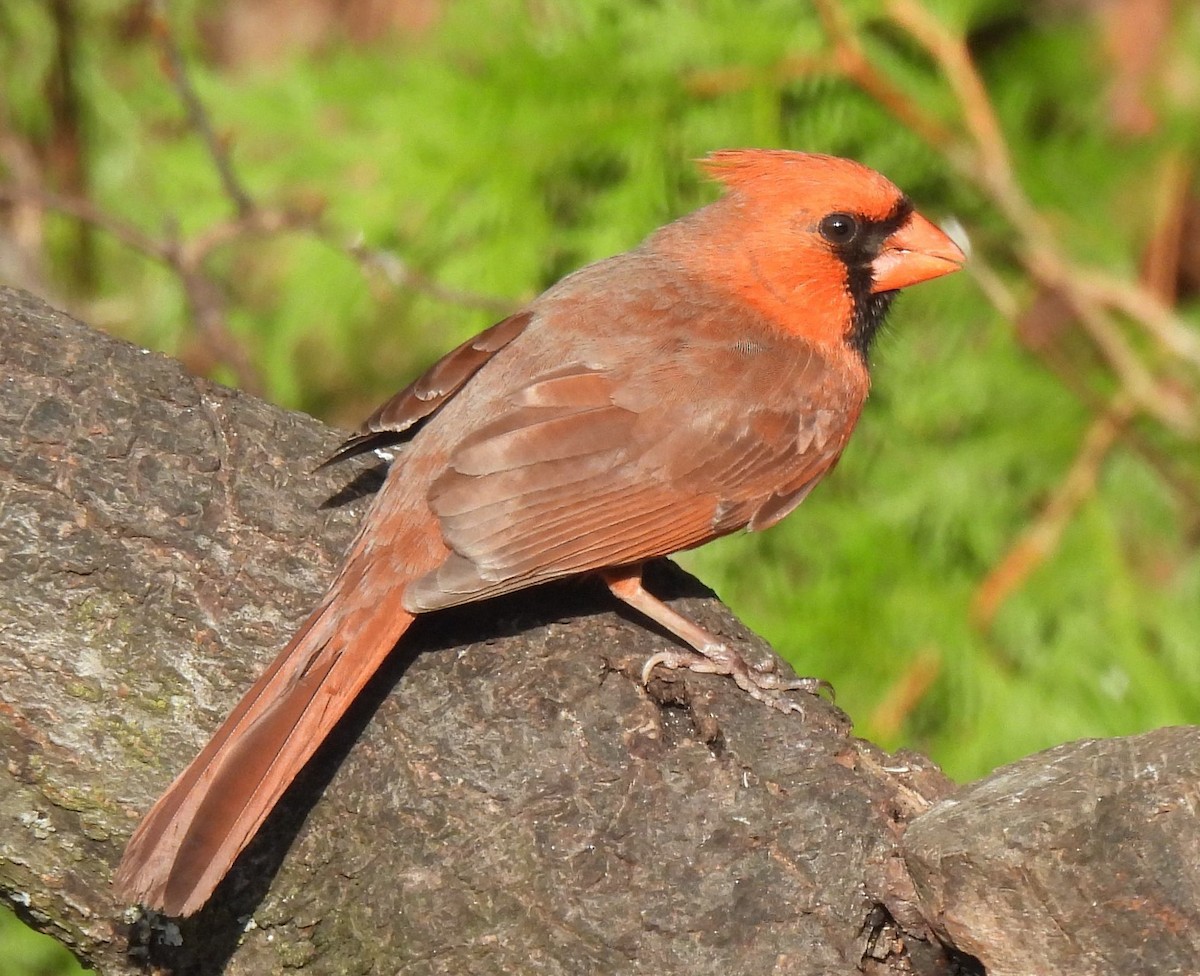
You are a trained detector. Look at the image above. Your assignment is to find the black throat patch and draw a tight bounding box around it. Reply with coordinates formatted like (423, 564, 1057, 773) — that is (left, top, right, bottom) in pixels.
(846, 286, 898, 363)
(834, 196, 913, 364)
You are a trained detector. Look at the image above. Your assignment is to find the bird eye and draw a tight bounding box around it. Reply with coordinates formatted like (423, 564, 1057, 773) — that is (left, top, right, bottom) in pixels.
(819, 212, 859, 245)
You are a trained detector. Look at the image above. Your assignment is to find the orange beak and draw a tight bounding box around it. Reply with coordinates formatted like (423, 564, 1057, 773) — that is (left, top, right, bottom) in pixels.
(870, 212, 965, 293)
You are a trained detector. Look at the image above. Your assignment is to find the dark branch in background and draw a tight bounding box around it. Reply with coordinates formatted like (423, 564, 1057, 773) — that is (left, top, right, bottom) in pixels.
(46, 0, 95, 290)
(150, 0, 254, 218)
(0, 4, 513, 395)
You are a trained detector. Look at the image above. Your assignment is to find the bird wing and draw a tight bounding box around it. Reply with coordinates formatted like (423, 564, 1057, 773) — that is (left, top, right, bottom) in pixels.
(403, 337, 860, 612)
(321, 310, 533, 466)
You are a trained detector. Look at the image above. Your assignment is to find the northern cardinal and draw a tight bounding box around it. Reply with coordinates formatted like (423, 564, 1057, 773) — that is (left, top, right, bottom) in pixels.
(114, 150, 964, 916)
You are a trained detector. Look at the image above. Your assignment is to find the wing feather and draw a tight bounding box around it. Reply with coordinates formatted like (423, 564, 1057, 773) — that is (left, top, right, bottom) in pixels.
(432, 451, 623, 516)
(321, 310, 533, 466)
(452, 406, 637, 475)
(403, 339, 860, 613)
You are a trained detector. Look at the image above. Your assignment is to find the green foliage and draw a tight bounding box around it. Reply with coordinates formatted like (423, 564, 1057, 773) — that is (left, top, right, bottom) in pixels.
(1, 0, 1198, 968)
(0, 906, 89, 976)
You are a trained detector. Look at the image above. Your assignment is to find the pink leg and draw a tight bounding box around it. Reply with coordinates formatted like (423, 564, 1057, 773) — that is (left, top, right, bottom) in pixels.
(601, 565, 829, 714)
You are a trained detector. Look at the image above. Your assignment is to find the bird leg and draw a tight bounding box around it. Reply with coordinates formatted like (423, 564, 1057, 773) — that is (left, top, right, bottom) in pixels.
(600, 565, 829, 714)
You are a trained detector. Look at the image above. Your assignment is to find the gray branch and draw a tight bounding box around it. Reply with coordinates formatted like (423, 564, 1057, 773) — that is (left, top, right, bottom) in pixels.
(1, 286, 1196, 975)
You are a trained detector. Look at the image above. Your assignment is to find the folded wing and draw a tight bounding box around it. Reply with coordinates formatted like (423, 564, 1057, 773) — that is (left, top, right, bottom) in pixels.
(404, 343, 857, 612)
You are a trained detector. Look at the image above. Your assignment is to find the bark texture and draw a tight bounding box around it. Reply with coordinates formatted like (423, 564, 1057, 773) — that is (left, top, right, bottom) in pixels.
(903, 726, 1200, 976)
(0, 286, 1196, 976)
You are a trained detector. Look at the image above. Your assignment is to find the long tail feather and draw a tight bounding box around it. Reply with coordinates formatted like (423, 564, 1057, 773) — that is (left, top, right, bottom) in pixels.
(114, 557, 417, 917)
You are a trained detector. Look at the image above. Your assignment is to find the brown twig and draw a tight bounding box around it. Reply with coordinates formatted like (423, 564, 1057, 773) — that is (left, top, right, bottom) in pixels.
(972, 395, 1134, 629)
(0, 0, 516, 393)
(867, 646, 942, 739)
(1012, 283, 1200, 510)
(0, 181, 514, 352)
(883, 0, 1020, 209)
(175, 261, 263, 394)
(149, 0, 254, 218)
(342, 234, 518, 316)
(0, 183, 172, 263)
(817, 0, 1198, 435)
(144, 12, 515, 319)
(180, 207, 317, 265)
(0, 181, 262, 391)
(812, 0, 959, 154)
(893, 0, 1196, 429)
(963, 254, 1021, 322)
(811, 0, 1200, 619)
(685, 53, 830, 99)
(1076, 272, 1200, 368)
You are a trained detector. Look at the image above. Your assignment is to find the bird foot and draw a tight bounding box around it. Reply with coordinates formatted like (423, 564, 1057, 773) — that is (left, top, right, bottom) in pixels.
(641, 643, 831, 715)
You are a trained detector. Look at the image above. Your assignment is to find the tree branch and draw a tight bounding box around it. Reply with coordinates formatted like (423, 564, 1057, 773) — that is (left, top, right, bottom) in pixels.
(0, 287, 956, 974)
(2, 287, 1197, 974)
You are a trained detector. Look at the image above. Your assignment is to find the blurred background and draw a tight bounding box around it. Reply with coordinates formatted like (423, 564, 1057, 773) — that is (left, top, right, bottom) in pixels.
(1, 0, 1198, 971)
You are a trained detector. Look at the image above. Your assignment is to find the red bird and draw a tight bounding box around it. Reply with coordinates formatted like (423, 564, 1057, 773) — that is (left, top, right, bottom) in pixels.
(114, 149, 964, 916)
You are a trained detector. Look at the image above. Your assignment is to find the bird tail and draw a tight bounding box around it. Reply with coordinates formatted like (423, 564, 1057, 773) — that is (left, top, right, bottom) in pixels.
(113, 547, 417, 917)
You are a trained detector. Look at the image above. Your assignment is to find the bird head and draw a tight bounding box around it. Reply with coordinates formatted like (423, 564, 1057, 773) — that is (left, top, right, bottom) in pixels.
(675, 149, 965, 358)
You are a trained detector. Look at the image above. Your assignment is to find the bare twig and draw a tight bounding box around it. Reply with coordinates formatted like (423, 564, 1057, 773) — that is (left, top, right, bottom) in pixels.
(868, 647, 942, 739)
(176, 263, 263, 394)
(889, 0, 1196, 430)
(810, 0, 1199, 619)
(965, 254, 1022, 322)
(883, 0, 1022, 212)
(180, 207, 317, 265)
(0, 180, 514, 368)
(1075, 271, 1200, 368)
(0, 183, 172, 263)
(0, 1, 515, 392)
(685, 53, 830, 99)
(343, 234, 517, 316)
(812, 0, 959, 155)
(817, 0, 1199, 435)
(149, 0, 254, 217)
(1012, 284, 1199, 511)
(0, 181, 262, 391)
(972, 395, 1134, 629)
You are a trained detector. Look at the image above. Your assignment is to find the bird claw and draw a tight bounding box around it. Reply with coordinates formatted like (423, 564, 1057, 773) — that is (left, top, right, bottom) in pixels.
(640, 642, 831, 715)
